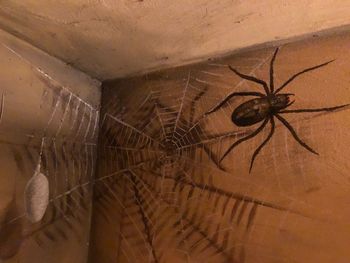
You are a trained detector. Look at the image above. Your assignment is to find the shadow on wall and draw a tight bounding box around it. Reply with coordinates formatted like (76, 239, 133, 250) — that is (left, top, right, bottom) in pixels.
(90, 31, 350, 263)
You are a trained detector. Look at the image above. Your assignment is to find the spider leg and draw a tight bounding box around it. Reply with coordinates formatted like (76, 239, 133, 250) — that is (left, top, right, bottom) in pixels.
(274, 59, 334, 94)
(205, 91, 264, 115)
(219, 118, 269, 163)
(279, 103, 349, 114)
(249, 117, 275, 173)
(203, 145, 226, 171)
(285, 100, 295, 108)
(228, 65, 270, 95)
(275, 114, 318, 155)
(269, 48, 279, 93)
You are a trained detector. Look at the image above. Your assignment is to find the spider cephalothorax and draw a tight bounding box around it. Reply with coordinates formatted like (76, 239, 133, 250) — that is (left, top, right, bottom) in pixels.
(206, 47, 349, 172)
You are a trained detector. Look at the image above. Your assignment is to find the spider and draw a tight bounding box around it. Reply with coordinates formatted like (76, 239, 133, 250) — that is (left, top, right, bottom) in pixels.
(205, 47, 349, 172)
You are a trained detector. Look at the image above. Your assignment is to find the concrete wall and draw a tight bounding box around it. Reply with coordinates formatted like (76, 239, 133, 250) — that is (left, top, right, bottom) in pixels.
(0, 1, 350, 80)
(92, 31, 350, 263)
(0, 29, 101, 263)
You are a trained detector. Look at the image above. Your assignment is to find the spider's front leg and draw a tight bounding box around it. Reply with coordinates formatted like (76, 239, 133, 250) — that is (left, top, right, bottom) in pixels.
(274, 59, 335, 94)
(275, 103, 349, 155)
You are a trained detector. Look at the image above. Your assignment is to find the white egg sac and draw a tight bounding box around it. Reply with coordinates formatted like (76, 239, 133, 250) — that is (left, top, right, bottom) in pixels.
(24, 172, 49, 223)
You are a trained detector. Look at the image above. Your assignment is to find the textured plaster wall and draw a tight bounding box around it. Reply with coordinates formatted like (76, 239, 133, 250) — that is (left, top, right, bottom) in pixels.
(0, 1, 350, 80)
(0, 29, 101, 263)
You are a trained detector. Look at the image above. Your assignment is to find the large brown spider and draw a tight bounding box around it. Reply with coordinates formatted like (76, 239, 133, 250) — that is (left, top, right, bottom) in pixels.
(205, 48, 349, 172)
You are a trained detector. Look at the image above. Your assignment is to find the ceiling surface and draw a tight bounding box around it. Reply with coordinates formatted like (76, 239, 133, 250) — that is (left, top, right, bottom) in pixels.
(0, 1, 350, 80)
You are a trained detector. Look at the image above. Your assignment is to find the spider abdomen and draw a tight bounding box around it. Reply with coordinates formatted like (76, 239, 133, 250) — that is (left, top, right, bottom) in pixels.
(232, 98, 270, 126)
(231, 94, 290, 127)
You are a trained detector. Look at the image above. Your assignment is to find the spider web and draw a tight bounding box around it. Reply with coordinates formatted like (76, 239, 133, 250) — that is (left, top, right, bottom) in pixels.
(0, 41, 99, 262)
(2, 34, 350, 263)
(90, 46, 350, 263)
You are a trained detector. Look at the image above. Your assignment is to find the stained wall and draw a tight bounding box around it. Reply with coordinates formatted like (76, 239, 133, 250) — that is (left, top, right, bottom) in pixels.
(91, 31, 350, 263)
(0, 29, 101, 263)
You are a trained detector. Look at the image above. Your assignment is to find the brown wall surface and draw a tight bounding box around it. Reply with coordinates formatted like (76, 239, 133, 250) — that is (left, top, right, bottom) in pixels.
(0, 29, 101, 263)
(91, 31, 350, 263)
